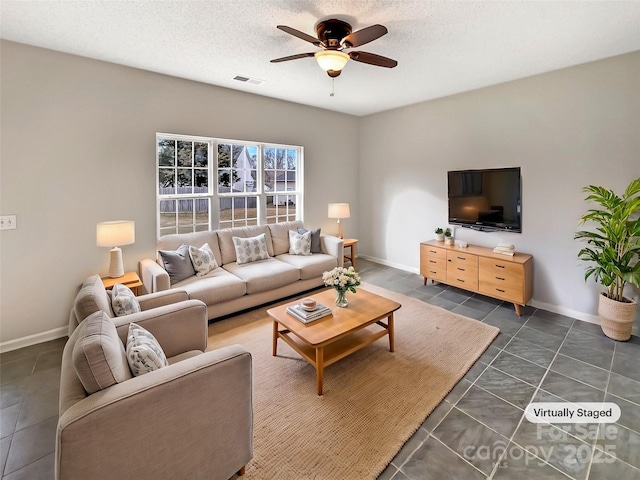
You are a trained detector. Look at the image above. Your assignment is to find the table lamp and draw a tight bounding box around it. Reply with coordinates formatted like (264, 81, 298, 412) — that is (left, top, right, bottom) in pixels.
(328, 203, 350, 239)
(96, 220, 135, 278)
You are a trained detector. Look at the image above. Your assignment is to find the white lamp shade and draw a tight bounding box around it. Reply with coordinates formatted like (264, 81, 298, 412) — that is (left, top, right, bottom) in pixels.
(328, 203, 351, 219)
(315, 50, 349, 72)
(96, 221, 135, 247)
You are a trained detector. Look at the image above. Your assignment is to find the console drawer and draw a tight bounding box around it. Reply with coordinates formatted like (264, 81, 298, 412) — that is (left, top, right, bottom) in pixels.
(479, 257, 523, 288)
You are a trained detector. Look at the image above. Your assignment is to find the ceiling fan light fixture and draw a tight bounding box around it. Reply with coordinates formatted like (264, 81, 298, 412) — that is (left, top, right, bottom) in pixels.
(315, 50, 349, 73)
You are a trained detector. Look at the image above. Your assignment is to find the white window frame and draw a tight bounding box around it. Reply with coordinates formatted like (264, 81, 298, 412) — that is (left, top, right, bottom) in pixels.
(156, 133, 304, 237)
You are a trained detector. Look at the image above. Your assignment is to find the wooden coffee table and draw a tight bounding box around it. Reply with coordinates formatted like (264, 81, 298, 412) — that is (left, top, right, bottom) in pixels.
(268, 288, 401, 395)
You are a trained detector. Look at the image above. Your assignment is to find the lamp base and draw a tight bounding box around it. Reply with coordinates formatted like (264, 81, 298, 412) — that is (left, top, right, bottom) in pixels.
(337, 219, 343, 239)
(107, 247, 124, 278)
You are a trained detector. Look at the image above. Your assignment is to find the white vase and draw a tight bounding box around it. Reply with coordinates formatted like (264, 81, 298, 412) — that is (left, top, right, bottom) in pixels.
(445, 237, 454, 246)
(435, 233, 444, 241)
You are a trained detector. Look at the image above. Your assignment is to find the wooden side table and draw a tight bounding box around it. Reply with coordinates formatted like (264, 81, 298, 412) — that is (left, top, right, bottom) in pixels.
(342, 238, 359, 270)
(101, 271, 143, 296)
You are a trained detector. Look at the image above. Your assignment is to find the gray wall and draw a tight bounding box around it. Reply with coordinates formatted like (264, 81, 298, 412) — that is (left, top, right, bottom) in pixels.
(358, 51, 640, 322)
(0, 40, 359, 348)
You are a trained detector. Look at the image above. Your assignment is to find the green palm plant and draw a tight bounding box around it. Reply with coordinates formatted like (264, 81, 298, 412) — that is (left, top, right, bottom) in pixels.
(574, 178, 640, 302)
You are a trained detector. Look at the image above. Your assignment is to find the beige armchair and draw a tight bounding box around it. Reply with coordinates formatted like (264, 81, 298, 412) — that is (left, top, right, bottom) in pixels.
(57, 276, 253, 480)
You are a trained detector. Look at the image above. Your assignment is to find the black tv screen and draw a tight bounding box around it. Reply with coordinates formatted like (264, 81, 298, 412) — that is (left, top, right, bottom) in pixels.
(448, 167, 522, 232)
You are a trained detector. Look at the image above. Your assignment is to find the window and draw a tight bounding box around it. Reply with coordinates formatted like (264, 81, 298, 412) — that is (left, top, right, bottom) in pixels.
(157, 134, 302, 236)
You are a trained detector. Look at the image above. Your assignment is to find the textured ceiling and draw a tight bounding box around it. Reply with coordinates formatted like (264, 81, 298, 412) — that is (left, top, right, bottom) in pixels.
(2, 1, 639, 116)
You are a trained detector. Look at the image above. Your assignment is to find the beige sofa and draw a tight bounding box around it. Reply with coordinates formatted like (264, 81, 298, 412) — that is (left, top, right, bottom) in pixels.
(140, 221, 343, 320)
(58, 276, 252, 480)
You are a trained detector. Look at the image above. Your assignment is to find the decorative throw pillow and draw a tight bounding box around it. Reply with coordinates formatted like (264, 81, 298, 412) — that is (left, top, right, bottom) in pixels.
(158, 244, 196, 284)
(126, 323, 168, 376)
(289, 229, 312, 256)
(72, 311, 132, 394)
(233, 233, 270, 265)
(111, 283, 141, 316)
(189, 243, 218, 276)
(298, 227, 322, 253)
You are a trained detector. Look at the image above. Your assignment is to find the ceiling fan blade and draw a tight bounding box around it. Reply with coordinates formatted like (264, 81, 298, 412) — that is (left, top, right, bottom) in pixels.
(342, 24, 387, 48)
(270, 52, 316, 63)
(349, 51, 397, 68)
(276, 25, 321, 46)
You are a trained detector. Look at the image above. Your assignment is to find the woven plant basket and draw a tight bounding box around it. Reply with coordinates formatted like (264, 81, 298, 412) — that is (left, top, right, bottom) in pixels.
(598, 292, 637, 341)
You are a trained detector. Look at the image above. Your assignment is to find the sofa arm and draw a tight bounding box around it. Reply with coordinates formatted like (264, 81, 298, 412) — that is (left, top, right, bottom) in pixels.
(113, 299, 208, 357)
(137, 289, 189, 311)
(57, 345, 252, 480)
(139, 258, 171, 293)
(321, 234, 344, 267)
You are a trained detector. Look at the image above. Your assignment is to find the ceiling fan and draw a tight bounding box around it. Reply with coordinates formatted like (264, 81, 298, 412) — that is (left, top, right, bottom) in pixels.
(270, 18, 398, 77)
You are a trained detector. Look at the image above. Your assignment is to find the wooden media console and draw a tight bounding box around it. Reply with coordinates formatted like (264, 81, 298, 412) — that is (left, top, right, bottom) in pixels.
(420, 240, 533, 316)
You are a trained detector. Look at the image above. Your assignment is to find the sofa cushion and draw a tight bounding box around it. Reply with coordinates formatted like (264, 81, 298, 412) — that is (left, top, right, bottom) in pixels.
(159, 244, 196, 284)
(289, 230, 312, 256)
(224, 258, 300, 294)
(276, 253, 339, 280)
(233, 233, 270, 265)
(74, 274, 113, 320)
(268, 221, 304, 255)
(298, 227, 322, 254)
(189, 243, 218, 276)
(111, 283, 141, 316)
(173, 267, 247, 305)
(217, 225, 273, 265)
(157, 231, 222, 267)
(72, 311, 132, 394)
(126, 323, 168, 376)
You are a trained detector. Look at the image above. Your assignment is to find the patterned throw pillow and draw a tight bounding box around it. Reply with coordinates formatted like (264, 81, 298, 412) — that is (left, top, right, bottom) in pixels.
(233, 233, 270, 265)
(126, 323, 168, 376)
(158, 244, 196, 284)
(111, 283, 141, 316)
(289, 230, 312, 256)
(189, 243, 218, 276)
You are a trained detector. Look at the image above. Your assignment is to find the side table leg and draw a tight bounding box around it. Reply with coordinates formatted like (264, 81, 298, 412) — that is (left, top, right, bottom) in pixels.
(272, 320, 278, 356)
(388, 313, 395, 352)
(316, 347, 324, 396)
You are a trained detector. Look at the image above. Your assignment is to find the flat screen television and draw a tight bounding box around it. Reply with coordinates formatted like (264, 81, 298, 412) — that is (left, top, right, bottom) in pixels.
(448, 167, 522, 232)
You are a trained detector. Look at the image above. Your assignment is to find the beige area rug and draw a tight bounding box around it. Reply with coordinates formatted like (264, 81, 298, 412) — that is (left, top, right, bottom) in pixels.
(207, 283, 500, 480)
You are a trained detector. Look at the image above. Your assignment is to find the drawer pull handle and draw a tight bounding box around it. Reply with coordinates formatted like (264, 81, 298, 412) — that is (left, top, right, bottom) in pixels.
(429, 250, 437, 254)
(429, 270, 437, 274)
(496, 288, 505, 293)
(429, 260, 436, 264)
(496, 264, 505, 269)
(457, 256, 466, 260)
(457, 267, 465, 271)
(496, 276, 505, 281)
(457, 279, 465, 283)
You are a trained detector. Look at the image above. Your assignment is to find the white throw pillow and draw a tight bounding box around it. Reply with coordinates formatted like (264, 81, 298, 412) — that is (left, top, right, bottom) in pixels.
(233, 233, 270, 265)
(111, 283, 141, 316)
(126, 323, 168, 376)
(289, 230, 312, 256)
(189, 243, 218, 276)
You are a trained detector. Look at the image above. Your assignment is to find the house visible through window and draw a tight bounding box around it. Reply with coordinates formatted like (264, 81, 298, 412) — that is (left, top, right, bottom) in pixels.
(157, 134, 302, 236)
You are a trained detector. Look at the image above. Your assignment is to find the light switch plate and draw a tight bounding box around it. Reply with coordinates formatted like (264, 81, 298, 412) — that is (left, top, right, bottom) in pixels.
(0, 215, 17, 230)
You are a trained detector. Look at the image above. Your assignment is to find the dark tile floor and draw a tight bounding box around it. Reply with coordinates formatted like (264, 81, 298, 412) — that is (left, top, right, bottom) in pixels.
(1, 259, 639, 479)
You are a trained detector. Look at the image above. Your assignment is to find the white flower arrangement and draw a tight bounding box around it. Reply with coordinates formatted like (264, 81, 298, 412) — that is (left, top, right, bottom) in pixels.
(322, 266, 362, 293)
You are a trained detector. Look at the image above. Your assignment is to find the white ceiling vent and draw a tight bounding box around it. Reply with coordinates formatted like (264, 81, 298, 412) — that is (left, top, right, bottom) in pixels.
(233, 75, 265, 86)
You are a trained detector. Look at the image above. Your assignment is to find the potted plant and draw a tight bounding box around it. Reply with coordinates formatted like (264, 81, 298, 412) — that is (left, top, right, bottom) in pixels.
(435, 227, 445, 242)
(444, 228, 454, 246)
(574, 178, 640, 341)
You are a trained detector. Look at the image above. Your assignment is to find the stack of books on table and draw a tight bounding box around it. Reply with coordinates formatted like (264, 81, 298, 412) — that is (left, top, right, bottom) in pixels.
(286, 303, 332, 324)
(493, 244, 515, 256)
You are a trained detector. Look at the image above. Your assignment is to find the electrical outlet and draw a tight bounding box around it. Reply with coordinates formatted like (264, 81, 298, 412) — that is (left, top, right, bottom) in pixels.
(0, 215, 17, 230)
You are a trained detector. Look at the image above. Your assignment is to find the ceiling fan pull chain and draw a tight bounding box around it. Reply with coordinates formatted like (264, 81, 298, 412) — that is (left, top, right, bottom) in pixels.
(330, 78, 335, 97)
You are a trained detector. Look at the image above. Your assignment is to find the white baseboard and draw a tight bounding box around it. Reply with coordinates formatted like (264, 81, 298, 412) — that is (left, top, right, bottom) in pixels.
(0, 326, 68, 354)
(359, 255, 601, 325)
(359, 254, 420, 275)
